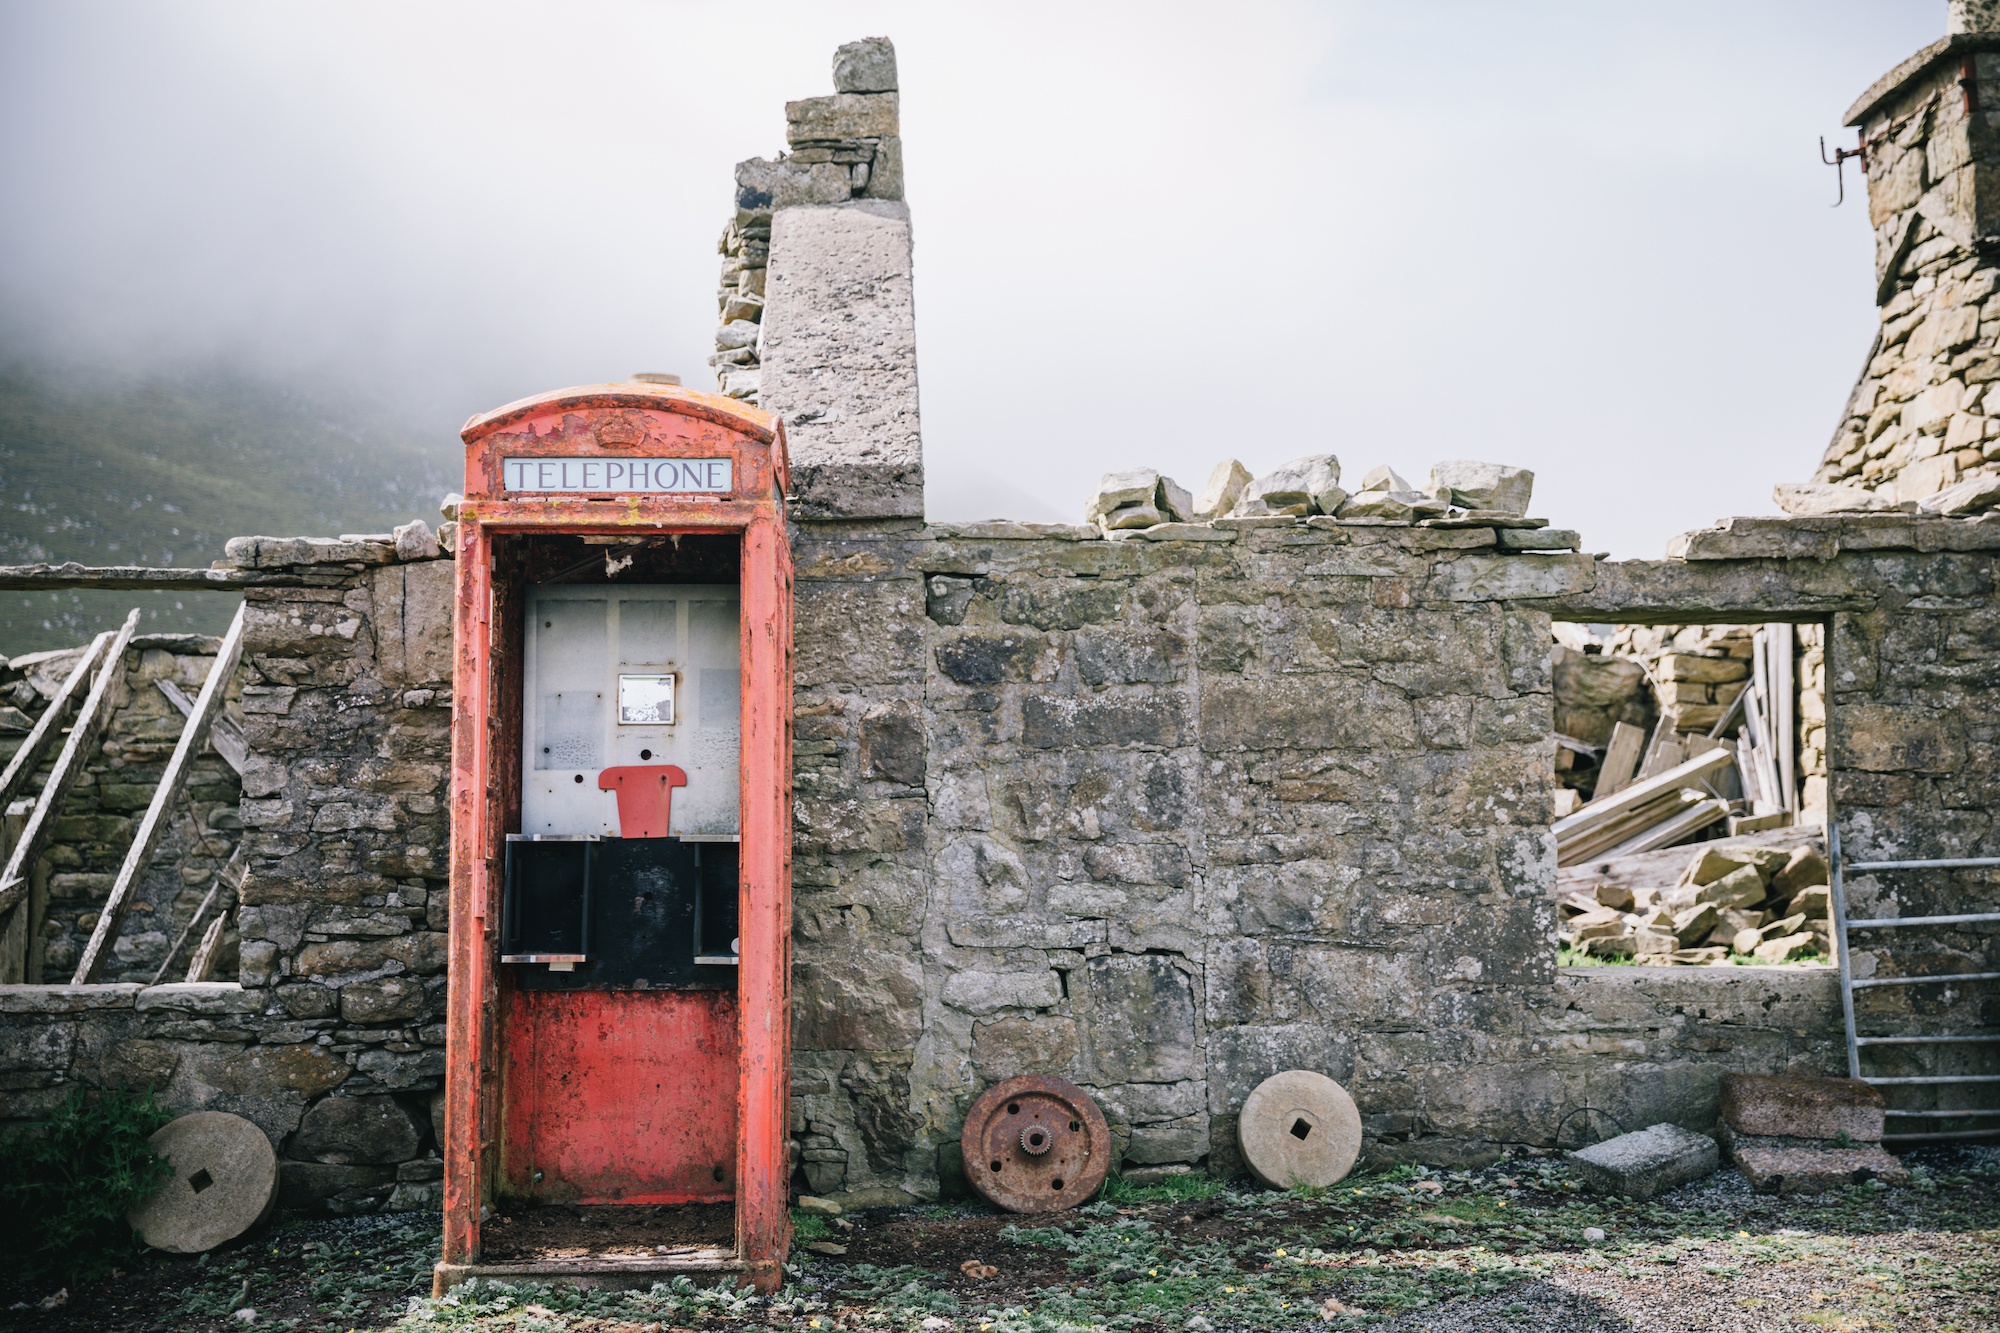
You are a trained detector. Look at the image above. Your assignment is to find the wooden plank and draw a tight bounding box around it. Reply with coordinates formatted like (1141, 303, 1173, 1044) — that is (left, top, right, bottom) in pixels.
(1770, 623, 1796, 813)
(1551, 744, 1735, 843)
(0, 610, 140, 919)
(71, 604, 246, 983)
(157, 679, 249, 775)
(0, 803, 26, 983)
(1598, 797, 1730, 859)
(0, 630, 113, 812)
(1596, 721, 1646, 796)
(1558, 789, 1699, 864)
(149, 842, 244, 985)
(184, 911, 229, 982)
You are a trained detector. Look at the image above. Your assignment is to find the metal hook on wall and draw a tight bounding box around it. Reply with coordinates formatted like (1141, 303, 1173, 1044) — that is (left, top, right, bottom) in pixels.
(1821, 136, 1866, 208)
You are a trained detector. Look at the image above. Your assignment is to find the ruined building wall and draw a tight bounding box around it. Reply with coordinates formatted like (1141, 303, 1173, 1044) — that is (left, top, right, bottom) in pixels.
(0, 536, 457, 1215)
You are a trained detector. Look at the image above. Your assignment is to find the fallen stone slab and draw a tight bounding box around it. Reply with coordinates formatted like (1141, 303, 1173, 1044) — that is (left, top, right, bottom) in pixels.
(1720, 1073, 1885, 1141)
(1568, 1122, 1718, 1199)
(1732, 1143, 1909, 1194)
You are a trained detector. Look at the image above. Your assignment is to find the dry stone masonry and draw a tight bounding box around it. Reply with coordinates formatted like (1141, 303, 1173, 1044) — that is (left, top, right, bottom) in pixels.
(3, 25, 1999, 1214)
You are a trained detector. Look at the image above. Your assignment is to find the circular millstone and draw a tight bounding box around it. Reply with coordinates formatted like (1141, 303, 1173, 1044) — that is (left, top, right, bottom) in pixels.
(1237, 1070, 1361, 1190)
(127, 1111, 279, 1253)
(961, 1075, 1111, 1213)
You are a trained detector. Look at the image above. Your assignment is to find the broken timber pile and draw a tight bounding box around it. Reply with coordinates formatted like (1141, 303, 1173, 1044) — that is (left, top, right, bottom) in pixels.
(1553, 623, 1803, 867)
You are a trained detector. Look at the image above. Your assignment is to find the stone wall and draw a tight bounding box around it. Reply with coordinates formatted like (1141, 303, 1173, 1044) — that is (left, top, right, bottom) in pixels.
(0, 529, 457, 1214)
(5, 510, 1998, 1208)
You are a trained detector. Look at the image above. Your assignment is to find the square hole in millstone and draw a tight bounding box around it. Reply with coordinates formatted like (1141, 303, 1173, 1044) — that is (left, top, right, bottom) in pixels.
(1290, 1118, 1314, 1141)
(188, 1168, 214, 1193)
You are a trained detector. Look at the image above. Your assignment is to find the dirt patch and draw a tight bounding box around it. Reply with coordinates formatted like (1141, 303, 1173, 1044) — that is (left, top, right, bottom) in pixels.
(480, 1203, 734, 1260)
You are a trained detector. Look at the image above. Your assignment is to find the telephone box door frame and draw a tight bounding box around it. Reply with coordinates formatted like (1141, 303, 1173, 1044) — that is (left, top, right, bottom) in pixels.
(438, 384, 792, 1292)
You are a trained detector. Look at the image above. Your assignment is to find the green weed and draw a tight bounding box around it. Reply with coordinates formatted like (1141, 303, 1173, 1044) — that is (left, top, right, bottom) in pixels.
(0, 1086, 173, 1286)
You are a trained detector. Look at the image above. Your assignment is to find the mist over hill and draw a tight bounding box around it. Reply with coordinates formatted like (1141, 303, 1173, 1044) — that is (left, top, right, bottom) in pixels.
(0, 361, 453, 653)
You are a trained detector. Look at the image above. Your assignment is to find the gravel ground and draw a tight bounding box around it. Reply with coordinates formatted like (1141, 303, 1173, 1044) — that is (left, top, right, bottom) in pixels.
(3, 1147, 1994, 1333)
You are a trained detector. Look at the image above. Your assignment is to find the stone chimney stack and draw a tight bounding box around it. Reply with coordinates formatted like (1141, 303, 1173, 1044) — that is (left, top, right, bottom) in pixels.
(1816, 8, 2000, 500)
(709, 37, 922, 521)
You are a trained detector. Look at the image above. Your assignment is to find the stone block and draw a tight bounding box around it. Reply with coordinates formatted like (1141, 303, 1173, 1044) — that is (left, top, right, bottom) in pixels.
(291, 1093, 424, 1165)
(278, 1161, 396, 1211)
(758, 203, 923, 517)
(1429, 461, 1533, 515)
(940, 969, 1062, 1015)
(1430, 552, 1595, 602)
(1732, 1143, 1908, 1193)
(135, 983, 263, 1015)
(0, 983, 141, 1014)
(1071, 954, 1198, 1085)
(1568, 1122, 1718, 1198)
(971, 1016, 1079, 1080)
(1240, 455, 1342, 515)
(794, 950, 924, 1050)
(224, 536, 394, 569)
(1719, 1073, 1885, 1142)
(1123, 1114, 1211, 1165)
(1205, 1024, 1354, 1114)
(340, 976, 427, 1025)
(1772, 847, 1830, 898)
(786, 92, 899, 145)
(833, 36, 897, 93)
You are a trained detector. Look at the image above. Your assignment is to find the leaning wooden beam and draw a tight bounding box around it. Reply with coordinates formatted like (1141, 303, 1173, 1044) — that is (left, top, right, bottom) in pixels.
(0, 562, 281, 591)
(73, 603, 248, 983)
(184, 911, 230, 983)
(149, 842, 245, 986)
(1551, 744, 1735, 843)
(1596, 720, 1646, 797)
(0, 609, 141, 919)
(0, 630, 114, 812)
(157, 679, 249, 776)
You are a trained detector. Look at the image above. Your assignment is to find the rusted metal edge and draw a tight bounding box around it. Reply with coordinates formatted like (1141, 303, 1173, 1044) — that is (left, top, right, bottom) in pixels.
(462, 382, 778, 444)
(0, 563, 291, 590)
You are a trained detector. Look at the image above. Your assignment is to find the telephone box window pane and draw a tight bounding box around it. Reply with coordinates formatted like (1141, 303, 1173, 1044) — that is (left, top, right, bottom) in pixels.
(535, 598, 607, 771)
(619, 674, 676, 726)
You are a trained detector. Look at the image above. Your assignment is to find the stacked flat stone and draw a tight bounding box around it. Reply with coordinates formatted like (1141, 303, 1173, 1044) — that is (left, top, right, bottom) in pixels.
(1081, 458, 1559, 543)
(711, 36, 904, 405)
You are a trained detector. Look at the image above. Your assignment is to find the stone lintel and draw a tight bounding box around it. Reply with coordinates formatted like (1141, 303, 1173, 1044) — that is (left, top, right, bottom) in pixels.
(1548, 558, 1877, 624)
(0, 563, 291, 591)
(0, 983, 143, 1013)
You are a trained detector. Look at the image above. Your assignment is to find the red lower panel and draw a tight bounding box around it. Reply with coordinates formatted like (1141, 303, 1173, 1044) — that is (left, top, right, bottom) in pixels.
(502, 988, 739, 1204)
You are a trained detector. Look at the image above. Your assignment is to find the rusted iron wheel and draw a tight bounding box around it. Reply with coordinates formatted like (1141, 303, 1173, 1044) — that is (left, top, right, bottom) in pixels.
(961, 1074, 1111, 1213)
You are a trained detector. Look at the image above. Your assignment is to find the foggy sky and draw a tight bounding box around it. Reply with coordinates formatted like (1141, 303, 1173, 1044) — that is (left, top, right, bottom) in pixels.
(0, 1, 1945, 556)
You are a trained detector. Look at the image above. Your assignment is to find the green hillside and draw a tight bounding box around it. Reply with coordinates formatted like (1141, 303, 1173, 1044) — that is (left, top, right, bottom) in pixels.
(0, 364, 454, 654)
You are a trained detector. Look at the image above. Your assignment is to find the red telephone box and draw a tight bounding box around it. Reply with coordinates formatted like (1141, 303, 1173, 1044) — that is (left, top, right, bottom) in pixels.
(436, 383, 793, 1292)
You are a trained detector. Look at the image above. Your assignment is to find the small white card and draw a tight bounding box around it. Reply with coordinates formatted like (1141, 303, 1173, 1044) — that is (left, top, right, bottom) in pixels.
(617, 673, 676, 725)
